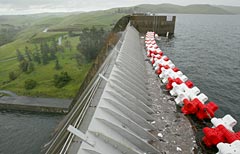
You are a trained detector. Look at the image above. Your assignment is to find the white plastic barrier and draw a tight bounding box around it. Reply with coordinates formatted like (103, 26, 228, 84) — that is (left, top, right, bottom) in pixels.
(146, 44, 158, 50)
(154, 60, 175, 70)
(195, 93, 209, 104)
(211, 114, 237, 132)
(170, 82, 191, 96)
(152, 55, 168, 67)
(216, 140, 240, 154)
(174, 86, 200, 105)
(150, 54, 162, 61)
(159, 68, 184, 83)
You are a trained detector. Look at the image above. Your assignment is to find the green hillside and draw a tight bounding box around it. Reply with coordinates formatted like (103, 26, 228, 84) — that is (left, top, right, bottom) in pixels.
(48, 10, 126, 31)
(0, 10, 125, 98)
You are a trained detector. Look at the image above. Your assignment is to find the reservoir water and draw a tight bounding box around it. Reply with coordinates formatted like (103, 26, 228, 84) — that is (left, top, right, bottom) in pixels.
(0, 111, 63, 154)
(0, 14, 239, 154)
(158, 14, 240, 130)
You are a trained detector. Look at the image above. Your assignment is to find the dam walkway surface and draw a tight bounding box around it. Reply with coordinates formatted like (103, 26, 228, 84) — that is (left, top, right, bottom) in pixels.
(0, 96, 71, 113)
(48, 25, 196, 154)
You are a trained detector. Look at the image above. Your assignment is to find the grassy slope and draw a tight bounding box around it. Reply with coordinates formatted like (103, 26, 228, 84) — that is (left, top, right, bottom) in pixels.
(0, 11, 124, 98)
(49, 10, 126, 31)
(0, 35, 92, 98)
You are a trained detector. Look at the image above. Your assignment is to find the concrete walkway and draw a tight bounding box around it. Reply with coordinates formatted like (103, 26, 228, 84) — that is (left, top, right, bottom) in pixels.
(0, 96, 72, 114)
(142, 38, 198, 153)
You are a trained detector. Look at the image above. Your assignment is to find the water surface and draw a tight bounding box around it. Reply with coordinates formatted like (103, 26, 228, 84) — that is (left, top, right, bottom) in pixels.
(0, 111, 63, 154)
(158, 14, 240, 130)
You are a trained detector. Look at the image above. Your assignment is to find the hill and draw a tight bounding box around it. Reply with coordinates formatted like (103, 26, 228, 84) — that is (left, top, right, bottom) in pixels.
(126, 4, 233, 14)
(0, 10, 125, 98)
(218, 5, 240, 14)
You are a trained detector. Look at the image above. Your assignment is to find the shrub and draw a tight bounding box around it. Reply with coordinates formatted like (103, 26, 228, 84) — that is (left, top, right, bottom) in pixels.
(24, 79, 37, 90)
(9, 71, 18, 81)
(53, 71, 71, 88)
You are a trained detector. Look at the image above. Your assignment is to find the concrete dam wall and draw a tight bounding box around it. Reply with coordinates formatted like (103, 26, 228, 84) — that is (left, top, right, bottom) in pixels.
(44, 15, 178, 154)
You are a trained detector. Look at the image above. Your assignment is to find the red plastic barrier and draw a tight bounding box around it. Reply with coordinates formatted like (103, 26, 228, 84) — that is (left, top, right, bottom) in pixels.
(185, 80, 194, 89)
(181, 99, 218, 120)
(164, 57, 169, 61)
(203, 125, 240, 147)
(196, 102, 218, 120)
(166, 78, 193, 90)
(181, 98, 199, 114)
(172, 67, 179, 72)
(155, 65, 170, 75)
(166, 77, 182, 90)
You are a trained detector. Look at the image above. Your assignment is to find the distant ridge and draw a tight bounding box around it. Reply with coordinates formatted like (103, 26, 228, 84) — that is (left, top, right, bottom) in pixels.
(218, 5, 240, 14)
(1, 4, 240, 16)
(124, 4, 235, 14)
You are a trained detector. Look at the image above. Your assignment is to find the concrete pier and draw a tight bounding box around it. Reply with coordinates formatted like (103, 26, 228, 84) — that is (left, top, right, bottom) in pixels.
(0, 96, 71, 114)
(130, 14, 176, 36)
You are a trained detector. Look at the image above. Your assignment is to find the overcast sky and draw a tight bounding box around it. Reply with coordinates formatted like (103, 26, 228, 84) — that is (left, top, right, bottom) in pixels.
(0, 0, 240, 15)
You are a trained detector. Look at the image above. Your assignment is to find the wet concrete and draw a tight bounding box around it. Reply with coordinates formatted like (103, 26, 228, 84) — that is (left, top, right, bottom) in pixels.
(0, 96, 72, 114)
(141, 38, 198, 154)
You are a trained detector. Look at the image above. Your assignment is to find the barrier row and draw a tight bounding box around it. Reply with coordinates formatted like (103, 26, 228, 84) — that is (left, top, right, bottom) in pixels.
(144, 32, 240, 154)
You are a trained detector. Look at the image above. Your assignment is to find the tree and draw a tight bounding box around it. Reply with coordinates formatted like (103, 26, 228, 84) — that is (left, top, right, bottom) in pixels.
(19, 59, 28, 72)
(54, 59, 62, 70)
(9, 71, 18, 81)
(33, 50, 41, 64)
(40, 42, 49, 64)
(16, 49, 24, 61)
(19, 60, 34, 73)
(75, 53, 85, 66)
(24, 79, 37, 90)
(49, 49, 57, 60)
(27, 61, 34, 73)
(25, 46, 32, 61)
(49, 39, 57, 60)
(77, 26, 106, 62)
(51, 38, 58, 52)
(64, 40, 72, 51)
(53, 71, 71, 88)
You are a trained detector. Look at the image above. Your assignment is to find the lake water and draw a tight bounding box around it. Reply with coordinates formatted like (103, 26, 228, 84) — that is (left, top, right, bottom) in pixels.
(158, 14, 240, 130)
(0, 111, 63, 154)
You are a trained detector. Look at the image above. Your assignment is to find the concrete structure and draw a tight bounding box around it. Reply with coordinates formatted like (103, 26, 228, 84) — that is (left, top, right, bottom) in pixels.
(45, 25, 196, 154)
(130, 14, 176, 36)
(43, 16, 197, 153)
(0, 96, 71, 114)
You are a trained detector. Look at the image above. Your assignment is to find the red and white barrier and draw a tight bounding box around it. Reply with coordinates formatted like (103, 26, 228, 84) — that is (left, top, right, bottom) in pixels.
(144, 31, 240, 153)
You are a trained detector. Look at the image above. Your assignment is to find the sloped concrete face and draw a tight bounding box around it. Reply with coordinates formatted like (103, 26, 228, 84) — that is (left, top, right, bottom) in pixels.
(74, 26, 160, 154)
(66, 25, 196, 154)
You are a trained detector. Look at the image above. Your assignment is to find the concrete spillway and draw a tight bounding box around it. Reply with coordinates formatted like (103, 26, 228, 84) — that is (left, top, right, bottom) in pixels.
(54, 25, 196, 154)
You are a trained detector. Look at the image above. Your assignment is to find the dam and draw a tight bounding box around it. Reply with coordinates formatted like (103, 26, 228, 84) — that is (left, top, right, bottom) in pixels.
(44, 15, 240, 154)
(44, 15, 197, 154)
